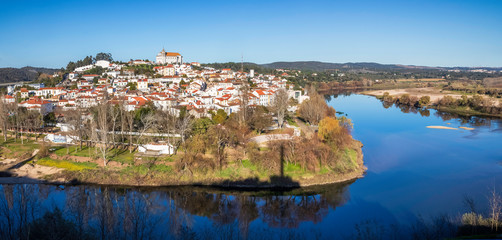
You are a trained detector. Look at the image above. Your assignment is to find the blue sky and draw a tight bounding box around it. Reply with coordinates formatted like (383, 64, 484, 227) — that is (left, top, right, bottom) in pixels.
(0, 0, 501, 68)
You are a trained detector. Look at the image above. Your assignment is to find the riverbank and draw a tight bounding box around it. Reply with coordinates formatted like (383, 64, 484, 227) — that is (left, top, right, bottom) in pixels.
(362, 87, 502, 118)
(0, 138, 365, 189)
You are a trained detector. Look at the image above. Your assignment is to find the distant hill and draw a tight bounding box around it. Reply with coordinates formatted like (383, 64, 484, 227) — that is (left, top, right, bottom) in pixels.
(260, 61, 442, 72)
(0, 67, 60, 84)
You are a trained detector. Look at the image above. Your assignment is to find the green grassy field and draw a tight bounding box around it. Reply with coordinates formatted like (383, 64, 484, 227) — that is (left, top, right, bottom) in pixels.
(0, 138, 39, 158)
(36, 157, 98, 171)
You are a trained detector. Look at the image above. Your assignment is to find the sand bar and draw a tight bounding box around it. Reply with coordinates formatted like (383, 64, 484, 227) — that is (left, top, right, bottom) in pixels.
(427, 126, 458, 130)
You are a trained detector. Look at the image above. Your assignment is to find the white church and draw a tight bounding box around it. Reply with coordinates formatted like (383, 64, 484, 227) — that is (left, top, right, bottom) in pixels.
(156, 48, 183, 65)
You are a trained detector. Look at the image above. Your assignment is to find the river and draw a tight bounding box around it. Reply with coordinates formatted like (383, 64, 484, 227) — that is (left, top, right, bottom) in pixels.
(0, 94, 501, 239)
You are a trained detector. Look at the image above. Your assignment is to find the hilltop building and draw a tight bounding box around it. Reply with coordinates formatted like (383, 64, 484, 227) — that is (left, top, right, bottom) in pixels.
(156, 48, 183, 65)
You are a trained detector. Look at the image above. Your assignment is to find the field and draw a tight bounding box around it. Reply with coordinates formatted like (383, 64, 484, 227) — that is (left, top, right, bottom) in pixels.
(483, 77, 502, 88)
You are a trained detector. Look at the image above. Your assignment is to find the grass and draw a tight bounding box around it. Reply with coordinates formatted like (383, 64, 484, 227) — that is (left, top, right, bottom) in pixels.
(344, 148, 358, 170)
(214, 159, 267, 179)
(286, 118, 299, 127)
(283, 162, 307, 178)
(51, 145, 136, 164)
(36, 157, 98, 171)
(120, 163, 173, 176)
(0, 138, 39, 158)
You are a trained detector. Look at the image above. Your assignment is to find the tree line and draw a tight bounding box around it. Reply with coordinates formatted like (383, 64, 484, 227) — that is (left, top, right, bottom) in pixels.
(380, 92, 502, 116)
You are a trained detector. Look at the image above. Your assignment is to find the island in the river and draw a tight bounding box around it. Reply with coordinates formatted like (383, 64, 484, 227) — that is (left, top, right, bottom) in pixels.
(363, 87, 502, 118)
(0, 88, 364, 188)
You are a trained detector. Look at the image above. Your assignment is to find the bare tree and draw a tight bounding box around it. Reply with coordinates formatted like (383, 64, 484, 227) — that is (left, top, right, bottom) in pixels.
(208, 124, 231, 170)
(156, 110, 177, 147)
(273, 88, 289, 128)
(0, 96, 9, 141)
(87, 117, 98, 157)
(134, 112, 156, 151)
(65, 108, 85, 151)
(238, 84, 251, 126)
(96, 103, 109, 166)
(298, 88, 326, 125)
(11, 101, 20, 143)
(125, 110, 135, 153)
(489, 187, 502, 231)
(109, 105, 120, 149)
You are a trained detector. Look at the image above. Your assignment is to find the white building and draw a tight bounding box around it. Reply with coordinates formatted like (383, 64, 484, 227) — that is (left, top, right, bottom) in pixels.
(156, 49, 183, 65)
(95, 60, 111, 69)
(75, 64, 95, 72)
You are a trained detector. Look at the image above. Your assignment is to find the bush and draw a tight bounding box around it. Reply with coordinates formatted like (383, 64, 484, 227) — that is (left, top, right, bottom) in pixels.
(37, 143, 50, 159)
(418, 96, 430, 107)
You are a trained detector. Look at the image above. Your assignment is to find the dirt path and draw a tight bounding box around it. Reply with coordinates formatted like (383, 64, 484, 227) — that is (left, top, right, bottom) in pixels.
(250, 134, 293, 147)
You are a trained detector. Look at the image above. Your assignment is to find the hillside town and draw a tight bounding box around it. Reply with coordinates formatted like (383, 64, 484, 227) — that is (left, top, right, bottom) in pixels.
(3, 49, 308, 119)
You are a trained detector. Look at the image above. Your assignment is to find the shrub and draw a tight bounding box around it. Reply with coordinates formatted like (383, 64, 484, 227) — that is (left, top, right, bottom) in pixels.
(37, 143, 50, 159)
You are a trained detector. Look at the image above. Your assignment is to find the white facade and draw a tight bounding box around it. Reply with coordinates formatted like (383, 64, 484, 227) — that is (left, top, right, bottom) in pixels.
(156, 49, 183, 65)
(95, 60, 111, 69)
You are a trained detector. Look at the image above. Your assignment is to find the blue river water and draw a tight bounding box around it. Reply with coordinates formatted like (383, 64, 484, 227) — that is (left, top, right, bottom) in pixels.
(0, 94, 501, 239)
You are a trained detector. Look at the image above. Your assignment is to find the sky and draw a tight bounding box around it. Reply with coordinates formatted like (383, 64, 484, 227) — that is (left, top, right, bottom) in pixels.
(0, 0, 501, 68)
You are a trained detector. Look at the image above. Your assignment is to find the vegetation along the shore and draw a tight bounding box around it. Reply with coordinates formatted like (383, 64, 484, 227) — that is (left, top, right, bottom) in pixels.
(0, 88, 364, 187)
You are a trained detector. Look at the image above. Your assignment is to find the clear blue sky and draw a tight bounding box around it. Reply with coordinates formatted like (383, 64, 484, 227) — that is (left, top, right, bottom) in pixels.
(1, 0, 501, 68)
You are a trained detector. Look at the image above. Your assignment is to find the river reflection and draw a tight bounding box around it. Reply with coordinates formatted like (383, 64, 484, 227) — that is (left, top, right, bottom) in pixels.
(0, 183, 351, 239)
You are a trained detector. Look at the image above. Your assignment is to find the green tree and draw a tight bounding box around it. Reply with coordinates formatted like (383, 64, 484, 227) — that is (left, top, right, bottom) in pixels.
(95, 52, 113, 62)
(43, 112, 56, 126)
(418, 96, 431, 107)
(211, 109, 228, 124)
(126, 82, 137, 90)
(192, 117, 213, 135)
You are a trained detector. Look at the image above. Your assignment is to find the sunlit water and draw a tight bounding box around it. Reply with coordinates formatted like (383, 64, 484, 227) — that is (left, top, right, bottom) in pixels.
(1, 94, 501, 239)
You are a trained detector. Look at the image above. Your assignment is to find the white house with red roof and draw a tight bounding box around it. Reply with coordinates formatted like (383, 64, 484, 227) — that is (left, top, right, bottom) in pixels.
(2, 95, 15, 104)
(252, 89, 274, 106)
(19, 97, 55, 115)
(153, 65, 175, 76)
(137, 79, 148, 91)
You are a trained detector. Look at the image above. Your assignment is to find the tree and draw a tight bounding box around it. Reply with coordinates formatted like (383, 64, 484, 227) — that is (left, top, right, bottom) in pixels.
(318, 116, 351, 147)
(208, 124, 231, 170)
(0, 96, 9, 141)
(458, 95, 469, 106)
(175, 113, 193, 151)
(126, 82, 137, 90)
(318, 117, 341, 143)
(237, 84, 251, 125)
(211, 109, 228, 124)
(273, 88, 289, 128)
(398, 94, 411, 105)
(192, 117, 213, 135)
(43, 112, 56, 126)
(95, 52, 113, 62)
(125, 110, 135, 153)
(96, 103, 109, 166)
(439, 96, 456, 107)
(298, 90, 326, 125)
(488, 188, 502, 232)
(247, 107, 272, 133)
(134, 112, 156, 152)
(109, 105, 120, 149)
(418, 96, 431, 107)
